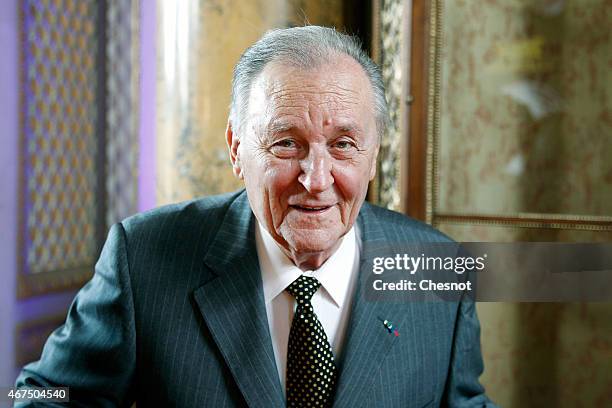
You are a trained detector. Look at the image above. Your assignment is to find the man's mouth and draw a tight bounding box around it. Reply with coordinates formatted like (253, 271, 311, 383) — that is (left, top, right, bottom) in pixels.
(290, 205, 333, 214)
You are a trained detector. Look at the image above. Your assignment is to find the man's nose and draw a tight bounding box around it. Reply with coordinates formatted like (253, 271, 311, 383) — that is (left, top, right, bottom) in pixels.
(298, 148, 334, 193)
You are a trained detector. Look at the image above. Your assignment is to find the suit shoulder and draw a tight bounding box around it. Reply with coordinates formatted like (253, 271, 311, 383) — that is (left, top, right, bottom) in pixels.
(364, 202, 453, 242)
(119, 190, 243, 240)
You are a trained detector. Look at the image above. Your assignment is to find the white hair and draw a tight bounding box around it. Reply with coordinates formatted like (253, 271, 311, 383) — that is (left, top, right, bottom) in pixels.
(230, 26, 389, 138)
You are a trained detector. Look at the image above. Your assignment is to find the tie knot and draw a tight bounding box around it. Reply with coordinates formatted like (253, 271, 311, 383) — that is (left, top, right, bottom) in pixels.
(286, 275, 321, 302)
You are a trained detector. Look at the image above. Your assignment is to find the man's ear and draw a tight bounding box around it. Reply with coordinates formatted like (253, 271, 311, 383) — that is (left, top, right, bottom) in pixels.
(226, 120, 243, 179)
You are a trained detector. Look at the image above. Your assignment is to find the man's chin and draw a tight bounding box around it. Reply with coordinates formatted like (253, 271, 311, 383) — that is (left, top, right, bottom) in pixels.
(279, 227, 343, 257)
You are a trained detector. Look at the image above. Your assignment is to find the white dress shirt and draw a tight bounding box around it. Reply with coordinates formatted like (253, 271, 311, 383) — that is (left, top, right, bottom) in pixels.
(255, 222, 360, 392)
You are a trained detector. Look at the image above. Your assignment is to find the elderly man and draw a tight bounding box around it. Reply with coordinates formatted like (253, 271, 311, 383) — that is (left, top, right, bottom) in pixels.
(17, 26, 494, 407)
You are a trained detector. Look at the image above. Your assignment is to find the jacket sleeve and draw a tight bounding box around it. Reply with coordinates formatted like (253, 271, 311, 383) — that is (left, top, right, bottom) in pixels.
(442, 297, 499, 407)
(15, 223, 136, 408)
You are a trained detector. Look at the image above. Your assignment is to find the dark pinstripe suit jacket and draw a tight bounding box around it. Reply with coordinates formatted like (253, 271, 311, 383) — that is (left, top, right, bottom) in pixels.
(16, 190, 495, 407)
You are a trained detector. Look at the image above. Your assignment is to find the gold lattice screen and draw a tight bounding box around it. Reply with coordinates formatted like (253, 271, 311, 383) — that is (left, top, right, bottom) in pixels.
(22, 0, 99, 280)
(19, 0, 139, 297)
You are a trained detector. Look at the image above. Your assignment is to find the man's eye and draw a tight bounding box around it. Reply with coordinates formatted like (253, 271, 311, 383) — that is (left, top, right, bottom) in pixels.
(275, 139, 297, 148)
(332, 140, 356, 150)
(269, 139, 300, 157)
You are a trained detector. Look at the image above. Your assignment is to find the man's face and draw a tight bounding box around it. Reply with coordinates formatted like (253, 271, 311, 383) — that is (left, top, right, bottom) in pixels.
(228, 54, 379, 266)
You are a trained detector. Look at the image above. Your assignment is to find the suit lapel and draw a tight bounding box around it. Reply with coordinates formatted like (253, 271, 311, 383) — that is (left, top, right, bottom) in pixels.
(333, 204, 410, 407)
(192, 195, 415, 407)
(193, 192, 284, 408)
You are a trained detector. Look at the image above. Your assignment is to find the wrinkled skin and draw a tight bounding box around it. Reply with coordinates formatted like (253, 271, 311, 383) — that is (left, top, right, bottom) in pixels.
(227, 54, 379, 270)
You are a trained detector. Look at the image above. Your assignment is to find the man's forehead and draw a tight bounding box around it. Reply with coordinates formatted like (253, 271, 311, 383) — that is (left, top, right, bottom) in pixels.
(254, 56, 371, 101)
(267, 118, 364, 136)
(250, 74, 367, 130)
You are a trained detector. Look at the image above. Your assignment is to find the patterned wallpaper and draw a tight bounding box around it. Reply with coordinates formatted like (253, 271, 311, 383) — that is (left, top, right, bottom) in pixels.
(435, 1, 612, 406)
(437, 0, 612, 217)
(440, 222, 612, 408)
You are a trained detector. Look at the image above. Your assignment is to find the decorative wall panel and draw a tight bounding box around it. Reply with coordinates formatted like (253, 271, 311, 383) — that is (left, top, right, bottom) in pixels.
(436, 0, 612, 218)
(19, 0, 101, 297)
(371, 0, 406, 211)
(18, 0, 140, 298)
(421, 1, 612, 406)
(156, 0, 345, 204)
(106, 0, 140, 226)
(476, 302, 612, 408)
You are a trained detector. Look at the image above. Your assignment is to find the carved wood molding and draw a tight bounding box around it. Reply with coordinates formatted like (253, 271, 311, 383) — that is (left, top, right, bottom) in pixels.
(435, 213, 612, 231)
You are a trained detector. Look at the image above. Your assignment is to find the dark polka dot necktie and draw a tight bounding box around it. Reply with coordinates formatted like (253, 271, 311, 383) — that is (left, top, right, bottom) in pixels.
(285, 275, 338, 407)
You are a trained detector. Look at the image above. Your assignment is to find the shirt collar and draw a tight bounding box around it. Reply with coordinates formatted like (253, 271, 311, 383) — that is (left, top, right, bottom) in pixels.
(256, 222, 357, 309)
